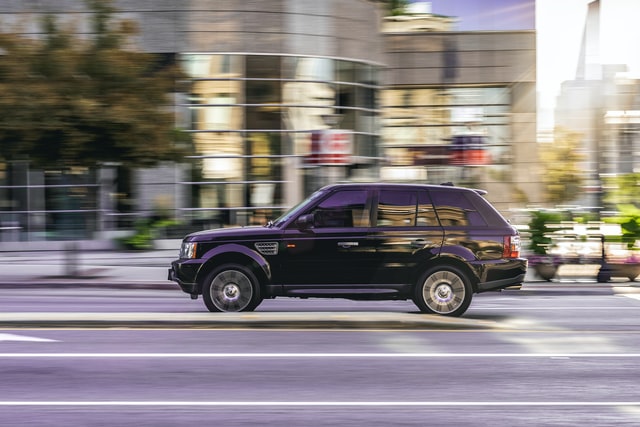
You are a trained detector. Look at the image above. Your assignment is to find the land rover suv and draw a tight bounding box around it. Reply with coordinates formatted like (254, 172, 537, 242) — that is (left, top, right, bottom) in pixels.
(168, 183, 527, 316)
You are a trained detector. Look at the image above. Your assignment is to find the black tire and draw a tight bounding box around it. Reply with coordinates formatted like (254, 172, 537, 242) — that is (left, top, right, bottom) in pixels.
(413, 266, 473, 317)
(202, 264, 262, 312)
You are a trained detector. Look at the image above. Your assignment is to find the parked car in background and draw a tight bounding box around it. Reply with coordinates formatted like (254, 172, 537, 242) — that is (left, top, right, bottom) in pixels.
(168, 183, 526, 316)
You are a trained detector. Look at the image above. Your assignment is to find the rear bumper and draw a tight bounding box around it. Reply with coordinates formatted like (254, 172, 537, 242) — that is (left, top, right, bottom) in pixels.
(475, 258, 528, 292)
(477, 273, 526, 292)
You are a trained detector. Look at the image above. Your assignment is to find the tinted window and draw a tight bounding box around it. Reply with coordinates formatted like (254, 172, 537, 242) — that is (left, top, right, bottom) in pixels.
(430, 190, 487, 226)
(467, 193, 510, 226)
(377, 190, 417, 227)
(312, 190, 369, 228)
(417, 191, 439, 226)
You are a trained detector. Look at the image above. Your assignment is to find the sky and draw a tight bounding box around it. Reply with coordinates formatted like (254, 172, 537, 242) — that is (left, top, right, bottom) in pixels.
(420, 0, 535, 31)
(413, 0, 640, 131)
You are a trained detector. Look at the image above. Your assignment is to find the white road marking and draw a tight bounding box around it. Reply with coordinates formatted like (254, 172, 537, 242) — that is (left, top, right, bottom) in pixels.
(0, 401, 638, 407)
(0, 352, 639, 358)
(471, 306, 639, 310)
(0, 333, 57, 343)
(623, 294, 640, 301)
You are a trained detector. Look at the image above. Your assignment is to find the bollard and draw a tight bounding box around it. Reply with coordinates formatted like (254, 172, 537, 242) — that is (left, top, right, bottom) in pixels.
(596, 235, 611, 283)
(65, 242, 79, 277)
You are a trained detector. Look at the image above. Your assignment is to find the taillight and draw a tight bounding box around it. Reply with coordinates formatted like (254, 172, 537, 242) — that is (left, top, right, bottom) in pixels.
(503, 235, 521, 258)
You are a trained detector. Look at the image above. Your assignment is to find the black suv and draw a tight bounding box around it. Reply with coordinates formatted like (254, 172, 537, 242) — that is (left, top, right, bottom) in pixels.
(168, 183, 526, 316)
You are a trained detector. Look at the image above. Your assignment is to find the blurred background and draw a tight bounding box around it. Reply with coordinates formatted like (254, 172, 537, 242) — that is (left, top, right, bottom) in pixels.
(0, 0, 638, 255)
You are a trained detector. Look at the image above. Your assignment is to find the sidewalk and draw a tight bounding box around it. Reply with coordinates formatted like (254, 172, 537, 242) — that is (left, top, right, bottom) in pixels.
(0, 249, 177, 289)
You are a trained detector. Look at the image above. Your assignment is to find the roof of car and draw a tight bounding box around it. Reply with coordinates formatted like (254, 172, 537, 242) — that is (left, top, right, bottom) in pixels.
(320, 182, 487, 195)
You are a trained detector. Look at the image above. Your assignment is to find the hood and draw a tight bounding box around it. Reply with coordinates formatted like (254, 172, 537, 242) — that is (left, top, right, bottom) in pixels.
(185, 225, 280, 242)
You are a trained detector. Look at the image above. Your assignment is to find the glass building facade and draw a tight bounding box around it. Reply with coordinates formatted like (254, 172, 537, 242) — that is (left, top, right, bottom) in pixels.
(381, 86, 512, 184)
(180, 53, 382, 226)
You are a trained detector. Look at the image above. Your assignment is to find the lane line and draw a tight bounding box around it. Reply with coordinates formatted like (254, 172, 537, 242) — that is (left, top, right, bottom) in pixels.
(5, 327, 640, 334)
(1, 352, 640, 358)
(471, 306, 640, 310)
(0, 401, 639, 407)
(0, 333, 57, 342)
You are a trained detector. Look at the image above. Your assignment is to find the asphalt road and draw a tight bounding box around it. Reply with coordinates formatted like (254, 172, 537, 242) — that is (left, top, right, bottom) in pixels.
(2, 287, 640, 425)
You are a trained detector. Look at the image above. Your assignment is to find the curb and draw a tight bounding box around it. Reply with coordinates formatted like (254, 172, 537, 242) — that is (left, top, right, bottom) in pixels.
(0, 312, 497, 330)
(0, 278, 176, 290)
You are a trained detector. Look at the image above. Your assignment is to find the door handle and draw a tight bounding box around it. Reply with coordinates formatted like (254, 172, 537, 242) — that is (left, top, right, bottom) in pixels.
(338, 241, 359, 248)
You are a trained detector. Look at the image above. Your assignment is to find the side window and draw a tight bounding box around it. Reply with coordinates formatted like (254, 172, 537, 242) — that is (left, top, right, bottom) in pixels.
(417, 191, 439, 226)
(430, 190, 487, 227)
(312, 190, 369, 228)
(376, 190, 417, 227)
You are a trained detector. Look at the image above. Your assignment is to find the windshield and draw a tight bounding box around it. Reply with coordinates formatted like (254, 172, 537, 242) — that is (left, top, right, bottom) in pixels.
(271, 188, 327, 227)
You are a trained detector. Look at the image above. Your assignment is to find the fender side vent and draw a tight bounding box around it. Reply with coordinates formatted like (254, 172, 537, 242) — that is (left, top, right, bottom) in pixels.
(255, 242, 278, 256)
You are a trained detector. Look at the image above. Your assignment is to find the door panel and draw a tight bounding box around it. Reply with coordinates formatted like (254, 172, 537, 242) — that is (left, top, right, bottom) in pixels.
(281, 227, 375, 286)
(370, 189, 443, 284)
(278, 189, 376, 288)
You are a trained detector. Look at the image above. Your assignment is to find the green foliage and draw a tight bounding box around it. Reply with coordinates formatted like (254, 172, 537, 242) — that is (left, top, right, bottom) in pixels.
(603, 173, 640, 207)
(119, 219, 155, 251)
(528, 210, 563, 255)
(539, 127, 585, 205)
(605, 204, 640, 249)
(118, 217, 182, 250)
(0, 0, 186, 169)
(385, 0, 409, 15)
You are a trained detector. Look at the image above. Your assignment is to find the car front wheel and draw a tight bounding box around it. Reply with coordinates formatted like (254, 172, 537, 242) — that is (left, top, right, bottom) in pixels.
(202, 264, 262, 312)
(413, 266, 472, 317)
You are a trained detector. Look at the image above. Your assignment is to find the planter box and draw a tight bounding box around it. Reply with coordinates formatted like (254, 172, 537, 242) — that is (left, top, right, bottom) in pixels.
(608, 264, 640, 281)
(533, 263, 557, 281)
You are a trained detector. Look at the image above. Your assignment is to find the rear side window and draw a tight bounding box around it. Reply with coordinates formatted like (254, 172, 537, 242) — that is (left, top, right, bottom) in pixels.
(377, 190, 417, 227)
(430, 190, 487, 227)
(375, 190, 439, 227)
(417, 191, 438, 226)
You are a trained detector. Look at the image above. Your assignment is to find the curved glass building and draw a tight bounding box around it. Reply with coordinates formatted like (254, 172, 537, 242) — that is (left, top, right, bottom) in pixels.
(181, 52, 382, 226)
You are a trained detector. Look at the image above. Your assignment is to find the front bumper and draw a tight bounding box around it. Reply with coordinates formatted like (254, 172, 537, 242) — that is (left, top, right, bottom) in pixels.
(168, 259, 203, 295)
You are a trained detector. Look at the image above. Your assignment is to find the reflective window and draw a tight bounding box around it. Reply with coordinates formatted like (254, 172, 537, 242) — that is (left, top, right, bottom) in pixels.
(246, 79, 281, 105)
(181, 53, 381, 226)
(246, 56, 280, 80)
(376, 190, 416, 227)
(283, 57, 334, 81)
(312, 190, 369, 228)
(430, 190, 487, 227)
(381, 87, 511, 168)
(245, 106, 281, 130)
(182, 54, 243, 78)
(417, 191, 438, 226)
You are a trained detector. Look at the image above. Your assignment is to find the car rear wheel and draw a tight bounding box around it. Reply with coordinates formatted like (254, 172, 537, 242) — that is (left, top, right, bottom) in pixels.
(413, 266, 472, 317)
(202, 264, 262, 312)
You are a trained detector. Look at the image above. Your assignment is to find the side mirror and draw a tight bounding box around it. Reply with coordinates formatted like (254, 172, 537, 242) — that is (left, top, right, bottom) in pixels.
(296, 213, 314, 229)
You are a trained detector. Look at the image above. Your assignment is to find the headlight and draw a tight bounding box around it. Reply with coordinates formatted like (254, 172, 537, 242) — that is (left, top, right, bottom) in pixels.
(180, 242, 198, 259)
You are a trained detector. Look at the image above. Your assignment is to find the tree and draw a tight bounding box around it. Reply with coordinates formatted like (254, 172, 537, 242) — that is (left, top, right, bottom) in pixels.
(603, 173, 640, 208)
(0, 0, 187, 169)
(538, 127, 585, 205)
(375, 0, 409, 16)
